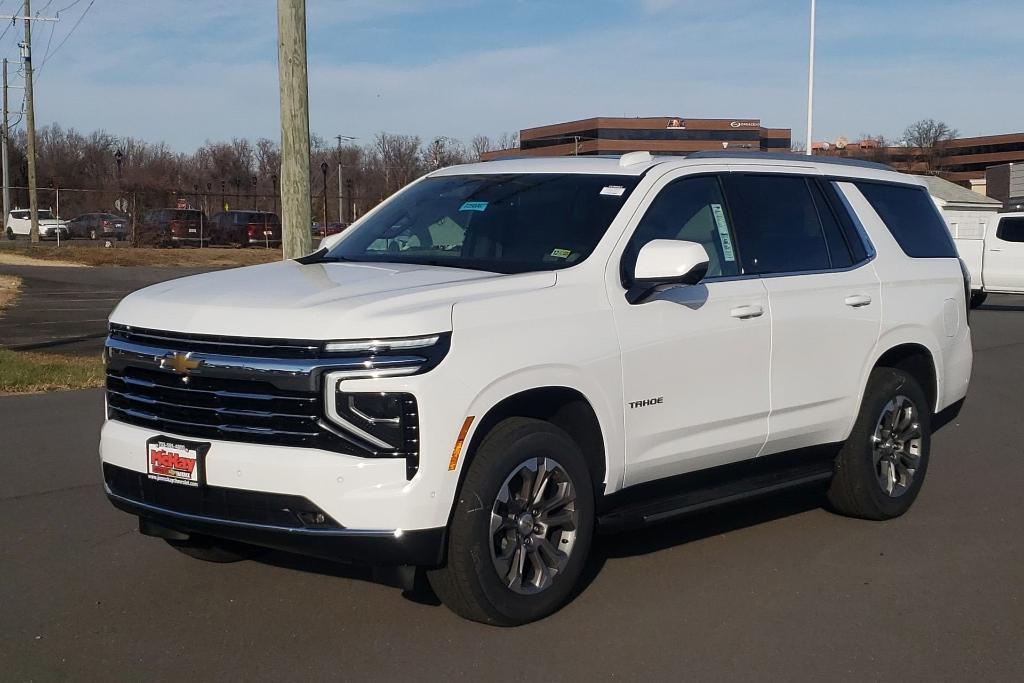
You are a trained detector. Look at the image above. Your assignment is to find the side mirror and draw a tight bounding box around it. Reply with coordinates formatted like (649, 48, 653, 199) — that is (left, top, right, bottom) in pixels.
(627, 239, 710, 304)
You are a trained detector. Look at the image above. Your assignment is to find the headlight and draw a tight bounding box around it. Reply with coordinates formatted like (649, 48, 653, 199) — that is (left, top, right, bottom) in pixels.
(319, 333, 449, 479)
(324, 385, 420, 477)
(324, 335, 439, 354)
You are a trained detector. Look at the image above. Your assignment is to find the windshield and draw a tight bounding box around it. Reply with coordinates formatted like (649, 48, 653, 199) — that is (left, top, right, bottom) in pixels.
(325, 173, 639, 273)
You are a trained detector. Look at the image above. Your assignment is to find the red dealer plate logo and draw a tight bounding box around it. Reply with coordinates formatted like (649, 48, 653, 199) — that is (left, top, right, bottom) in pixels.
(146, 437, 209, 487)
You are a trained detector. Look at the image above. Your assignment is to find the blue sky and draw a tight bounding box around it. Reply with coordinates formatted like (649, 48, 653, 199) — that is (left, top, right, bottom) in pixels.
(8, 0, 1022, 150)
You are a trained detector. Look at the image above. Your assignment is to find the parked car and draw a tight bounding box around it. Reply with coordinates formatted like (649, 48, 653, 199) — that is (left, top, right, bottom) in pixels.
(137, 209, 209, 247)
(953, 211, 1024, 307)
(324, 221, 348, 236)
(67, 212, 128, 241)
(101, 152, 972, 626)
(5, 208, 69, 241)
(209, 210, 281, 247)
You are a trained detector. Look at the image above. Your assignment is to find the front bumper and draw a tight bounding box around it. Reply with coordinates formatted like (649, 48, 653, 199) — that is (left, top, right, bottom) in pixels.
(104, 462, 446, 566)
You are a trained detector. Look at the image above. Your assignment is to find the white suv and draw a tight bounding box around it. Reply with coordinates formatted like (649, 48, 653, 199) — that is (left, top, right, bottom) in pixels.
(100, 152, 972, 625)
(5, 208, 69, 240)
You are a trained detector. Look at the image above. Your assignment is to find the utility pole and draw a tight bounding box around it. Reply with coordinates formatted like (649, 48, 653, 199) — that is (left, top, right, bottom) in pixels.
(2, 59, 9, 226)
(335, 134, 355, 225)
(23, 0, 39, 241)
(0, 1, 60, 242)
(805, 0, 816, 156)
(277, 0, 312, 258)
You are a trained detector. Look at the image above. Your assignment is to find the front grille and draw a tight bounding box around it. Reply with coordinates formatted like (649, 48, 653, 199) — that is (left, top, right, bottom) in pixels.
(106, 365, 355, 452)
(104, 463, 340, 529)
(109, 323, 322, 359)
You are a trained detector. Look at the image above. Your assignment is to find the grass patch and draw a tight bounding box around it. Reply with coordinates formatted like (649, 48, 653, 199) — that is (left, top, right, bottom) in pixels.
(0, 274, 21, 313)
(0, 244, 284, 268)
(0, 349, 105, 394)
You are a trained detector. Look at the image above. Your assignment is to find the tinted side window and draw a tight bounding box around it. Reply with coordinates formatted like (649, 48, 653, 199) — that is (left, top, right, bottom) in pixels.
(996, 217, 1024, 243)
(622, 175, 740, 284)
(723, 175, 830, 275)
(856, 182, 957, 258)
(808, 180, 853, 268)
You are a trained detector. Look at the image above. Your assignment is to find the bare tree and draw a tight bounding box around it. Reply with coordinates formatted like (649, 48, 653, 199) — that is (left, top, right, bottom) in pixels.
(423, 136, 468, 171)
(901, 119, 958, 173)
(497, 131, 519, 151)
(471, 134, 492, 161)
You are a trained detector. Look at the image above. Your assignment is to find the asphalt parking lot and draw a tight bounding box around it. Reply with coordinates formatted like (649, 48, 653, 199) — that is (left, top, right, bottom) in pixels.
(2, 295, 1023, 680)
(0, 264, 210, 354)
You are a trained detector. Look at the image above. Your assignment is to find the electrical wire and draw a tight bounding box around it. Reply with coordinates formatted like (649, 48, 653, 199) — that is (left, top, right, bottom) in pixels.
(35, 0, 93, 81)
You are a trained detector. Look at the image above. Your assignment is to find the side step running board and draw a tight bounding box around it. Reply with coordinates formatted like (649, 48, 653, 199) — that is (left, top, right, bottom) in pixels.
(597, 457, 835, 533)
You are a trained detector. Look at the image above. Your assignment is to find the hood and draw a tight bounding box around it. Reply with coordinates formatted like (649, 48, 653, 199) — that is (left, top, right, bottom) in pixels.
(110, 259, 556, 340)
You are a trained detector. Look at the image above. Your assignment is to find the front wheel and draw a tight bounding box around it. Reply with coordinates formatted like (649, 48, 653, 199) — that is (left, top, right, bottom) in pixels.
(5, 227, 13, 240)
(428, 417, 595, 626)
(828, 368, 931, 520)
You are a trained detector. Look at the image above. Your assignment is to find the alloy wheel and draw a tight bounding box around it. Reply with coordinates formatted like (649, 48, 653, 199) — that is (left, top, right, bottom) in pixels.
(871, 395, 923, 498)
(489, 456, 579, 595)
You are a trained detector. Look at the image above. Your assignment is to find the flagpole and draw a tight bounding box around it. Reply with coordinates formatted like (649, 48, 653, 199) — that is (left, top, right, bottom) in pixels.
(805, 0, 816, 155)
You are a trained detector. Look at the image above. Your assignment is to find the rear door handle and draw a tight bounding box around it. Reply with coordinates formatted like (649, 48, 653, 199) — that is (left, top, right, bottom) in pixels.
(844, 294, 872, 308)
(730, 304, 764, 319)
(988, 248, 1003, 252)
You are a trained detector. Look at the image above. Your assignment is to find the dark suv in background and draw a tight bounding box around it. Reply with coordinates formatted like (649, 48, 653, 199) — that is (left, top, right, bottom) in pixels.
(68, 213, 128, 241)
(137, 209, 209, 247)
(209, 210, 281, 247)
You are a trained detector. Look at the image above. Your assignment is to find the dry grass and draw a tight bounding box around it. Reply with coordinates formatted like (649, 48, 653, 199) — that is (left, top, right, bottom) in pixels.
(0, 245, 283, 268)
(0, 349, 105, 394)
(0, 274, 21, 313)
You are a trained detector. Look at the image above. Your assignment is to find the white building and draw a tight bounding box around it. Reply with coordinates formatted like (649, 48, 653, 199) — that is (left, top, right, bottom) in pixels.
(922, 175, 1002, 240)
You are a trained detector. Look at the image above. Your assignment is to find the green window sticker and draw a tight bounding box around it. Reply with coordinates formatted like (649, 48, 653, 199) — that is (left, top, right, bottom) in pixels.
(711, 204, 735, 262)
(459, 201, 488, 212)
(550, 248, 572, 259)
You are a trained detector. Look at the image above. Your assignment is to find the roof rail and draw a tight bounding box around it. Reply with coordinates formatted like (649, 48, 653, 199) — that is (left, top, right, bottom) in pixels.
(686, 150, 894, 172)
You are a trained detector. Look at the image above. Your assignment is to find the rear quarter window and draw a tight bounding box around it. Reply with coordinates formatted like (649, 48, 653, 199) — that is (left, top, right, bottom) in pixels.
(855, 182, 957, 258)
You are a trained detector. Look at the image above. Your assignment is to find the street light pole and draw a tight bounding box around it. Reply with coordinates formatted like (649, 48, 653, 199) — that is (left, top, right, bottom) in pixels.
(805, 0, 816, 156)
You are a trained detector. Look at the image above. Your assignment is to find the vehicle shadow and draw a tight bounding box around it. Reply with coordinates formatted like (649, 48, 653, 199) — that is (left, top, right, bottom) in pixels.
(254, 487, 828, 611)
(977, 303, 1024, 312)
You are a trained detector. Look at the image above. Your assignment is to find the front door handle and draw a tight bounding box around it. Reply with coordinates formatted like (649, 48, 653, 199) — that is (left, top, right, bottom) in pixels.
(988, 248, 1003, 252)
(844, 294, 872, 308)
(730, 304, 764, 319)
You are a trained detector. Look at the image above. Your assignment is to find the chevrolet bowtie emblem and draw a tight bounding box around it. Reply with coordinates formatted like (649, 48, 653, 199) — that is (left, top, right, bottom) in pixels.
(158, 351, 203, 375)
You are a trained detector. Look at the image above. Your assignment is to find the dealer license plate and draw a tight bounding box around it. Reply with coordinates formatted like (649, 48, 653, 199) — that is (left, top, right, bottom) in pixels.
(146, 436, 210, 487)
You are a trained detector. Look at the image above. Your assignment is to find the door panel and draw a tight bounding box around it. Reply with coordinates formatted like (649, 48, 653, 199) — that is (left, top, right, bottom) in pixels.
(760, 268, 880, 454)
(985, 216, 1024, 292)
(613, 279, 771, 486)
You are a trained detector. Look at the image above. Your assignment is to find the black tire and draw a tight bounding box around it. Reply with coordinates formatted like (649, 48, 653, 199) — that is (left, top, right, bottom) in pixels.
(828, 368, 931, 520)
(165, 535, 264, 563)
(428, 417, 595, 626)
(5, 227, 13, 240)
(969, 291, 987, 309)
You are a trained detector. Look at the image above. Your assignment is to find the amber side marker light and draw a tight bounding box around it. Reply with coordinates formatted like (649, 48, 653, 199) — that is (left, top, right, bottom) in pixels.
(448, 416, 475, 471)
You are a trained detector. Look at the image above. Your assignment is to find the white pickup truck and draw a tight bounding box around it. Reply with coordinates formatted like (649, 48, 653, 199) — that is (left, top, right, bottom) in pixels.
(952, 212, 1024, 307)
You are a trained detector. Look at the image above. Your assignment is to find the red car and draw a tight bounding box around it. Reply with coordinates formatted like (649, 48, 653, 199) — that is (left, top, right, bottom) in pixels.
(138, 209, 210, 247)
(209, 211, 282, 247)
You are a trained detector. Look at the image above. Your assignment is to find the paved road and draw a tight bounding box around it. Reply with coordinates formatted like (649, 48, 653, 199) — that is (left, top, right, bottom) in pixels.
(2, 297, 1023, 681)
(0, 265, 210, 355)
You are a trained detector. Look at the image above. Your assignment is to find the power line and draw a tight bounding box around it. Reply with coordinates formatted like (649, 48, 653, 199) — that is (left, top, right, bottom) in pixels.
(34, 0, 90, 78)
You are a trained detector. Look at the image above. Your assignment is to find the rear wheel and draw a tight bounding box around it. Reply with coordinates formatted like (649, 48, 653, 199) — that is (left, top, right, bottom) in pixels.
(428, 417, 594, 626)
(165, 535, 263, 563)
(969, 291, 987, 309)
(828, 368, 931, 520)
(5, 227, 13, 240)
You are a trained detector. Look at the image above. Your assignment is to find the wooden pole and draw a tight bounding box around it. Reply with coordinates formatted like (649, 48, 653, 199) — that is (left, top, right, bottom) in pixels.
(277, 0, 312, 259)
(23, 0, 40, 242)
